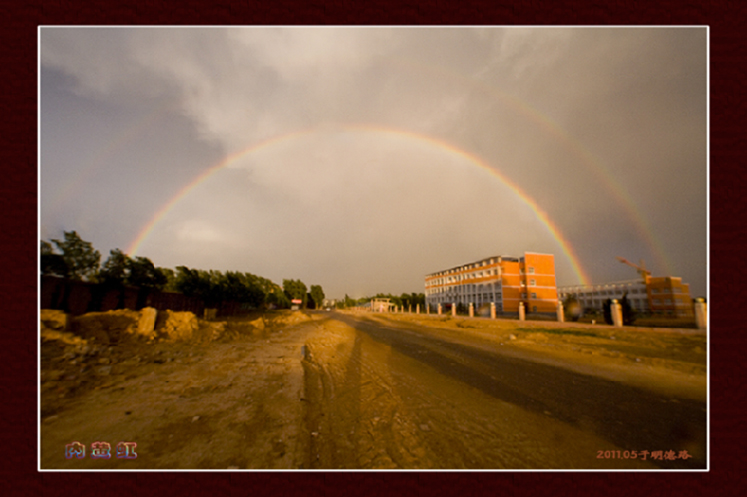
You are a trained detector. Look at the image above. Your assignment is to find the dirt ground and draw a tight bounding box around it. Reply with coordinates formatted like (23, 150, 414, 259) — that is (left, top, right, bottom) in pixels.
(374, 312, 707, 402)
(39, 309, 707, 470)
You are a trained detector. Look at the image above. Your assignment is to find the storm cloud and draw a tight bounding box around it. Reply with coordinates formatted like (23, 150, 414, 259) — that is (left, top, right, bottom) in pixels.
(40, 27, 707, 298)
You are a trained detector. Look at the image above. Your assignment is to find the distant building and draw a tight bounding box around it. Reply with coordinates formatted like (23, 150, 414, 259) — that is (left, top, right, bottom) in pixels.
(557, 279, 649, 314)
(356, 298, 396, 312)
(368, 298, 394, 312)
(645, 276, 693, 317)
(424, 252, 558, 314)
(558, 275, 693, 317)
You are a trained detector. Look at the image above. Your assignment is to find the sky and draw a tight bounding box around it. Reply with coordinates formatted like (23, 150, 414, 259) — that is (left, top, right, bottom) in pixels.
(39, 27, 708, 299)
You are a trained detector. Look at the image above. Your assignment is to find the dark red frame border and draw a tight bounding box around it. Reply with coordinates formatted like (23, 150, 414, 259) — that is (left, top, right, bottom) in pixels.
(2, 2, 743, 496)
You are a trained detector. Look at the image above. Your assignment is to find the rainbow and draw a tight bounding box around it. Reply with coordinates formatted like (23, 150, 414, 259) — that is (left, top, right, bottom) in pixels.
(389, 56, 674, 276)
(126, 124, 593, 286)
(56, 55, 673, 281)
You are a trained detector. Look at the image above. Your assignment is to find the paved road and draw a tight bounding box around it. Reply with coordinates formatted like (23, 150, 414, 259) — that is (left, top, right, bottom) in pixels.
(325, 312, 706, 469)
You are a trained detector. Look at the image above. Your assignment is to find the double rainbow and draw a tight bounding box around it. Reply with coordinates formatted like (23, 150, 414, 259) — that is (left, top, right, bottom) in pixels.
(126, 124, 593, 286)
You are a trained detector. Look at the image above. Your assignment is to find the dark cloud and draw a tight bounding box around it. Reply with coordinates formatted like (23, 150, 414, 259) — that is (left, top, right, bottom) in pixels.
(40, 27, 707, 298)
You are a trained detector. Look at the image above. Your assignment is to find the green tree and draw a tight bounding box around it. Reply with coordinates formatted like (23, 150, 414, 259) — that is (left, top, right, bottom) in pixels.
(99, 248, 130, 285)
(224, 271, 265, 309)
(412, 293, 426, 308)
(244, 274, 288, 309)
(157, 267, 177, 292)
(127, 256, 167, 309)
(127, 256, 167, 290)
(265, 285, 291, 309)
(310, 285, 325, 309)
(174, 266, 211, 299)
(50, 231, 101, 281)
(96, 248, 131, 310)
(283, 279, 308, 308)
(400, 293, 412, 309)
(173, 267, 270, 311)
(344, 294, 356, 308)
(40, 240, 68, 277)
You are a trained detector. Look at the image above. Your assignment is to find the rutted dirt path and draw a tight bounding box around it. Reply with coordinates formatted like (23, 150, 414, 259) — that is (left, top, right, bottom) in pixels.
(315, 313, 706, 469)
(299, 314, 704, 469)
(40, 310, 706, 470)
(302, 318, 432, 468)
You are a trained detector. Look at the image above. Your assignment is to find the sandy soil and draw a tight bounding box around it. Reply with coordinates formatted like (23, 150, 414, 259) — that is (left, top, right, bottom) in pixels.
(39, 310, 706, 470)
(368, 312, 707, 402)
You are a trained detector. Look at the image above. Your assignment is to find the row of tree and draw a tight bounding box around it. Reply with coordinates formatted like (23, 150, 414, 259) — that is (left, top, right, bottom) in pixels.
(41, 231, 326, 311)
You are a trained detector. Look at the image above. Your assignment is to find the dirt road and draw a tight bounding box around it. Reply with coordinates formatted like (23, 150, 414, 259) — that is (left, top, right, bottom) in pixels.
(40, 310, 707, 470)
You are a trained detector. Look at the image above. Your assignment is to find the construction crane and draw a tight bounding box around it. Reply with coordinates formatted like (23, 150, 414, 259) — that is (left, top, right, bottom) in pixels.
(616, 257, 651, 282)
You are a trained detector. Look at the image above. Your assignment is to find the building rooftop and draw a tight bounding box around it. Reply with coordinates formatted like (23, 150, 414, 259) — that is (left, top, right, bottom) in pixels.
(425, 253, 548, 278)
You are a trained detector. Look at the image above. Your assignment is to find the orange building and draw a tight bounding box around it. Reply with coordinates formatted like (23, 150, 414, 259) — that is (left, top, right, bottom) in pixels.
(558, 275, 694, 317)
(646, 276, 693, 317)
(424, 252, 558, 314)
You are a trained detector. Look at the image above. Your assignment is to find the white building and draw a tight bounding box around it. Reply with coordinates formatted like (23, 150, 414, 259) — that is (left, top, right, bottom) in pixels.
(557, 279, 649, 313)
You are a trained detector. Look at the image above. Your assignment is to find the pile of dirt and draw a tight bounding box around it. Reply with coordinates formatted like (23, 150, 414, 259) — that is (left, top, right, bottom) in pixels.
(40, 307, 212, 418)
(40, 308, 316, 416)
(40, 309, 69, 332)
(215, 311, 315, 342)
(155, 310, 199, 341)
(71, 308, 157, 344)
(48, 307, 230, 345)
(268, 310, 314, 328)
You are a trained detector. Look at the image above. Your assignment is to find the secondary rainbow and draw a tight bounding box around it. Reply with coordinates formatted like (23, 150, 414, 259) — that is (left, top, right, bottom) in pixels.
(127, 124, 592, 286)
(391, 56, 675, 276)
(68, 56, 672, 281)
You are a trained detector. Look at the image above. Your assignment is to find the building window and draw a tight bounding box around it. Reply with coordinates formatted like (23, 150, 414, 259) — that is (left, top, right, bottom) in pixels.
(530, 279, 536, 286)
(528, 267, 535, 274)
(531, 292, 537, 299)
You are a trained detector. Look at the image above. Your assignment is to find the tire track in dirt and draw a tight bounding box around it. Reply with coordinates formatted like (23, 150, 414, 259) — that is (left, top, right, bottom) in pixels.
(331, 312, 706, 469)
(300, 314, 658, 469)
(301, 318, 431, 469)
